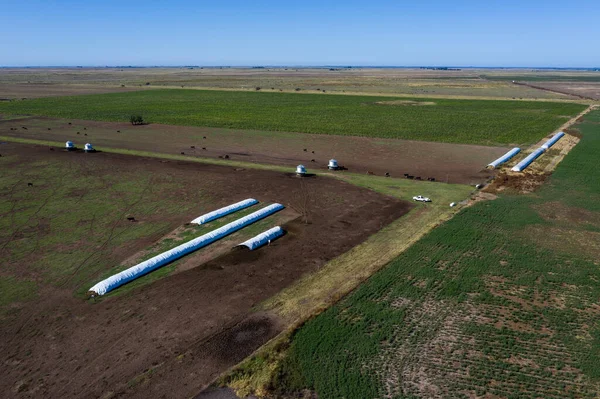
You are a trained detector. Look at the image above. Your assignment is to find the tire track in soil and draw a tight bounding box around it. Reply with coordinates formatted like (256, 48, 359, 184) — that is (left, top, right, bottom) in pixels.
(0, 167, 65, 254)
(0, 159, 45, 253)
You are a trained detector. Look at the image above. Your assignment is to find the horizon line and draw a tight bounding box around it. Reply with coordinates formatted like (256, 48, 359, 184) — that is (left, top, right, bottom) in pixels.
(1, 65, 599, 70)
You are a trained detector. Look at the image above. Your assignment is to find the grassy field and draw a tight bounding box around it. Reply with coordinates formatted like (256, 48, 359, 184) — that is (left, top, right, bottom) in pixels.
(0, 89, 587, 146)
(0, 149, 211, 309)
(269, 110, 600, 398)
(0, 67, 581, 100)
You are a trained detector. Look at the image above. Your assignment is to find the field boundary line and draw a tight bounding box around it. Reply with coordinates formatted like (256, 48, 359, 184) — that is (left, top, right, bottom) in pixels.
(134, 84, 594, 104)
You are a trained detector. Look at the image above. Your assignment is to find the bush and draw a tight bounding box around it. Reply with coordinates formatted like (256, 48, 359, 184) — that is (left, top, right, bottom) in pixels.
(130, 115, 144, 125)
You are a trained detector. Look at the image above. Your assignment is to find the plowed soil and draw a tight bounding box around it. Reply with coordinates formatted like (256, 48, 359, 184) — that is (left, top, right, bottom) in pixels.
(0, 116, 505, 184)
(1, 144, 411, 398)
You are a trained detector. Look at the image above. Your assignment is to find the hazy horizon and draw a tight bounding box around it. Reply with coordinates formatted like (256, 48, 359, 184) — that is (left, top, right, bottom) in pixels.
(1, 65, 599, 70)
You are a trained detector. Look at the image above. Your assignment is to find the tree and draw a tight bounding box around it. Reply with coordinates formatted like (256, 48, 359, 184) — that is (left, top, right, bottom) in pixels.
(130, 115, 144, 125)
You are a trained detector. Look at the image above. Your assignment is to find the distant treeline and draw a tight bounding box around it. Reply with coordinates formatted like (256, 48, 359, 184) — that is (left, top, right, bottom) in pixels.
(419, 67, 462, 71)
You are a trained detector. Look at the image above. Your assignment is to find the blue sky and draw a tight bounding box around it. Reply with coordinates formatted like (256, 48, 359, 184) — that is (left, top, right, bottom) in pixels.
(1, 0, 599, 67)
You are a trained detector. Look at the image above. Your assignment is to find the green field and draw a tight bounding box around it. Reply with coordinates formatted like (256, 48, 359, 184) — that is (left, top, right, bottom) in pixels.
(0, 89, 586, 145)
(278, 111, 600, 398)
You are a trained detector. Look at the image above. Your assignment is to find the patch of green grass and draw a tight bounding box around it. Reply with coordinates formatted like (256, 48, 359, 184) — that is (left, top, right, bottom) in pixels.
(0, 150, 211, 304)
(0, 89, 586, 146)
(282, 110, 600, 398)
(0, 276, 37, 307)
(335, 172, 470, 204)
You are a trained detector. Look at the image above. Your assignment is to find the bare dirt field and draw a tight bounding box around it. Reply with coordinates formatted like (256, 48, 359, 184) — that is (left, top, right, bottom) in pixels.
(0, 116, 505, 184)
(0, 143, 411, 398)
(0, 83, 144, 100)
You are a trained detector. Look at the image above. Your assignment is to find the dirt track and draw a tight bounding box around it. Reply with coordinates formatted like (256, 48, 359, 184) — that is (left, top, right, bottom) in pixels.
(516, 81, 600, 101)
(1, 144, 411, 398)
(0, 116, 505, 185)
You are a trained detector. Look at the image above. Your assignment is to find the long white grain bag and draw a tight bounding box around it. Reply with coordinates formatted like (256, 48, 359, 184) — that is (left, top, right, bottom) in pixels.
(190, 198, 258, 224)
(541, 131, 565, 150)
(511, 148, 545, 172)
(89, 203, 284, 295)
(238, 226, 284, 250)
(487, 147, 521, 168)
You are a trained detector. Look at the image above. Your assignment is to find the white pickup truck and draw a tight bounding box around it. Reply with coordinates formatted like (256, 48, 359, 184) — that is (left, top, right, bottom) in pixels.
(413, 195, 432, 202)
